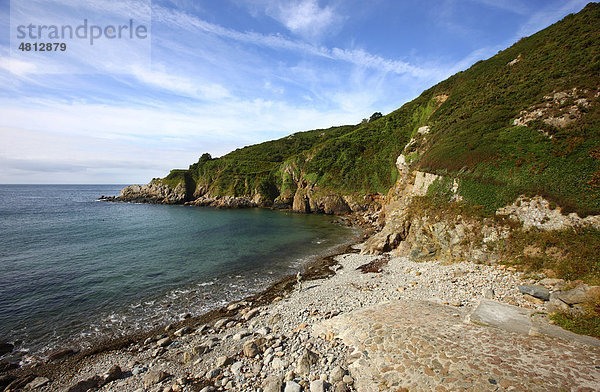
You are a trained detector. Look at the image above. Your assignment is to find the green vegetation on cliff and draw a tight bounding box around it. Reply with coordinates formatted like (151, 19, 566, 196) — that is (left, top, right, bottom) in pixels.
(161, 3, 600, 216)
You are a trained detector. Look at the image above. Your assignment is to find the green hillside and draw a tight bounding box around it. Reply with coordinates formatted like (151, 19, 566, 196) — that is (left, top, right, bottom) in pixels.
(159, 3, 600, 216)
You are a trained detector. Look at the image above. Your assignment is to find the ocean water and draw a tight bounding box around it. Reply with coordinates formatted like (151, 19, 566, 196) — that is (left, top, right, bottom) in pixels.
(0, 185, 356, 361)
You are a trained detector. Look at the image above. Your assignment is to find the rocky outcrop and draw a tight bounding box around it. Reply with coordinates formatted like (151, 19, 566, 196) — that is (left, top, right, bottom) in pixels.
(497, 195, 600, 230)
(512, 87, 598, 136)
(393, 215, 507, 263)
(188, 196, 258, 209)
(291, 186, 353, 215)
(547, 284, 600, 314)
(116, 182, 188, 204)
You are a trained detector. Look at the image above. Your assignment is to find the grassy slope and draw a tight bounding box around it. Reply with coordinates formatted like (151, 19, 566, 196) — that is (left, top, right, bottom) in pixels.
(420, 4, 600, 215)
(163, 3, 600, 216)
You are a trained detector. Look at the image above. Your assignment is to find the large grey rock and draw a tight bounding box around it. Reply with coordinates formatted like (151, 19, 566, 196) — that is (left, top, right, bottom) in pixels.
(470, 300, 600, 347)
(244, 308, 260, 321)
(271, 357, 288, 370)
(284, 381, 302, 392)
(518, 284, 550, 301)
(469, 299, 533, 335)
(547, 292, 570, 313)
(333, 382, 349, 392)
(557, 285, 600, 305)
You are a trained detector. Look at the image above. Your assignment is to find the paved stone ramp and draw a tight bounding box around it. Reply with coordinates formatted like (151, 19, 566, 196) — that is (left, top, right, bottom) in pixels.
(314, 300, 600, 392)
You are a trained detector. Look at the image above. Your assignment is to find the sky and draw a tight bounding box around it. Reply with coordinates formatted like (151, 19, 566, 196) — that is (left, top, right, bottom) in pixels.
(0, 0, 591, 184)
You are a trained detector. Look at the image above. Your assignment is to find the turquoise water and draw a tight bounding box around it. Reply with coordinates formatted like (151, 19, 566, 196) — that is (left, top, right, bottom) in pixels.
(0, 185, 355, 360)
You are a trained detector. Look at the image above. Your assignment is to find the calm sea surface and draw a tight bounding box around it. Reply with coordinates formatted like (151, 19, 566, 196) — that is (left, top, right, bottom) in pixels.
(0, 185, 356, 361)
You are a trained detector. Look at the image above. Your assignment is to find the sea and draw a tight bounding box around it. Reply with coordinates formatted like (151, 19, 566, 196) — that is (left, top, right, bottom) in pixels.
(0, 184, 357, 363)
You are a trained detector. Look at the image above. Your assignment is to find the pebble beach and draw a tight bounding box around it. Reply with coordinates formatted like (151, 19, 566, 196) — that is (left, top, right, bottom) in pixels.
(9, 240, 600, 392)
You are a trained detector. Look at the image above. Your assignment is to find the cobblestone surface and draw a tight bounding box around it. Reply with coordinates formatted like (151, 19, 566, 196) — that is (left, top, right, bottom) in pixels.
(316, 300, 600, 392)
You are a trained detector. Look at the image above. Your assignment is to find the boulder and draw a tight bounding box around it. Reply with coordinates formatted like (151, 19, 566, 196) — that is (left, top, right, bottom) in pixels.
(547, 293, 570, 313)
(271, 357, 288, 370)
(243, 308, 260, 321)
(518, 284, 550, 301)
(557, 285, 600, 305)
(334, 382, 349, 392)
(310, 195, 351, 215)
(214, 318, 230, 329)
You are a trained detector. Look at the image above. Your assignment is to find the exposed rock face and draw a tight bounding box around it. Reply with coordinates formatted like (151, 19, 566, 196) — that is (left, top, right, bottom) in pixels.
(512, 87, 598, 136)
(392, 215, 506, 263)
(412, 171, 440, 196)
(497, 195, 600, 230)
(293, 188, 311, 213)
(291, 187, 352, 215)
(190, 196, 258, 209)
(118, 182, 188, 204)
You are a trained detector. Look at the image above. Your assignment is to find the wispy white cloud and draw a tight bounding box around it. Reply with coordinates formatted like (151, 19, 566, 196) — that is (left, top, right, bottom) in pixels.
(150, 4, 434, 78)
(128, 65, 231, 100)
(267, 0, 340, 40)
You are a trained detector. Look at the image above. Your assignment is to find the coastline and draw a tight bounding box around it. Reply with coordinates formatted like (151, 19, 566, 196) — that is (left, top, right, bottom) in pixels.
(0, 214, 371, 390)
(4, 214, 600, 391)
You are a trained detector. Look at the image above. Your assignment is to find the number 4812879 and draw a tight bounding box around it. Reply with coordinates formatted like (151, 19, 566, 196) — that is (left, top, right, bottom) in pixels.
(18, 42, 67, 52)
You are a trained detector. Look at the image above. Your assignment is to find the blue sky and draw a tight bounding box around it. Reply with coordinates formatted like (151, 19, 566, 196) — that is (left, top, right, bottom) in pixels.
(0, 0, 591, 184)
